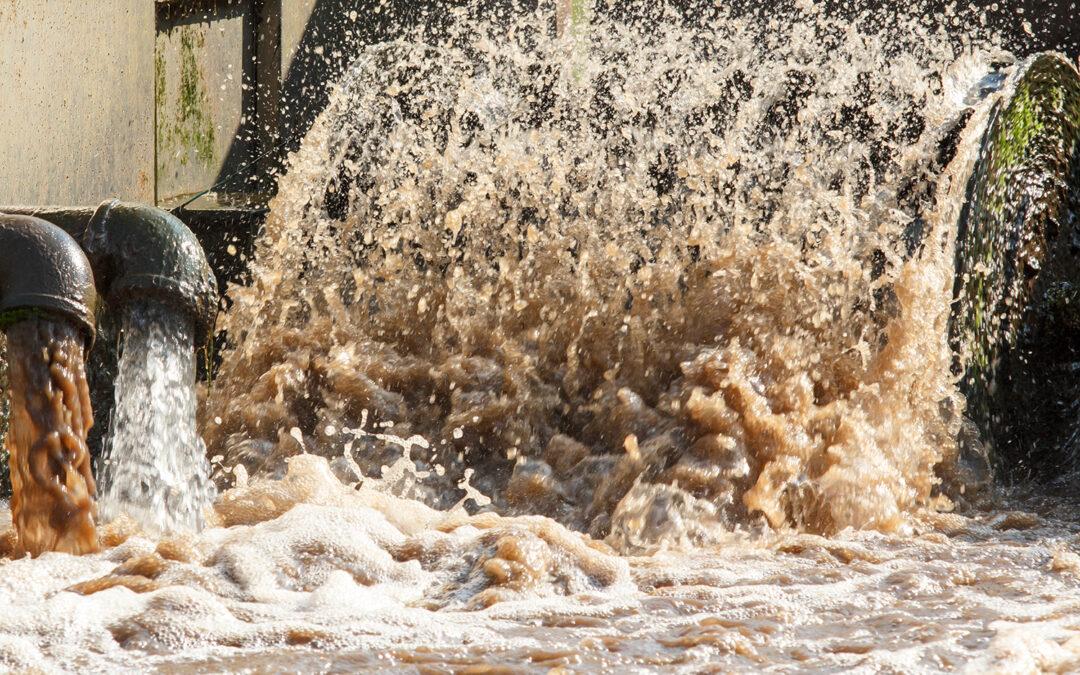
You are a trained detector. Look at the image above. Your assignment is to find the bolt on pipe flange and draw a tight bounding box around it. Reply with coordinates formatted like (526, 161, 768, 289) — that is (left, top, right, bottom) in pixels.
(0, 214, 97, 342)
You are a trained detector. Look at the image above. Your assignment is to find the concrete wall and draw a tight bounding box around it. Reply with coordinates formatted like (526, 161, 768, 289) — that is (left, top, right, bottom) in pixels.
(156, 3, 256, 202)
(0, 2, 155, 205)
(0, 0, 274, 207)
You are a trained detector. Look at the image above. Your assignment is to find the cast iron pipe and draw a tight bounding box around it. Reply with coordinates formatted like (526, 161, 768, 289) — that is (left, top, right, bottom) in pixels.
(83, 200, 218, 339)
(950, 52, 1080, 477)
(0, 214, 97, 341)
(0, 201, 218, 340)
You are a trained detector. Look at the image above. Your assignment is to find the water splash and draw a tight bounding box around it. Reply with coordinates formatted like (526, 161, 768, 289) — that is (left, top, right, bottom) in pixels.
(4, 5, 1080, 672)
(204, 4, 1008, 537)
(99, 301, 215, 534)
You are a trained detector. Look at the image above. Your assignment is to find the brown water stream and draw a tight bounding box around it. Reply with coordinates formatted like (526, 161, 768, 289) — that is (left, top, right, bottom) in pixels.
(206, 2, 979, 537)
(4, 317, 97, 557)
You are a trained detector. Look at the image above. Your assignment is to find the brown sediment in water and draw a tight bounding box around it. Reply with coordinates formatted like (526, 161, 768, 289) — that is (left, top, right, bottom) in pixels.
(7, 5, 1080, 672)
(4, 318, 98, 556)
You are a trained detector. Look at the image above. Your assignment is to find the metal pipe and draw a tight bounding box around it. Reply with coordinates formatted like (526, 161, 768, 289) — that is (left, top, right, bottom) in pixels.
(0, 206, 95, 240)
(950, 52, 1080, 476)
(0, 214, 97, 342)
(82, 200, 218, 340)
(0, 201, 219, 341)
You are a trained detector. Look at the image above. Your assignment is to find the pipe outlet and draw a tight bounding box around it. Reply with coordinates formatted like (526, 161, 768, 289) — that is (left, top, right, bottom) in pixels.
(0, 214, 97, 341)
(81, 200, 218, 340)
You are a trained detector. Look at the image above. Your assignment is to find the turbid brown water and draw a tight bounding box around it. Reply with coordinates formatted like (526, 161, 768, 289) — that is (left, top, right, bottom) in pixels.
(4, 317, 97, 557)
(2, 457, 1080, 672)
(3, 2, 1080, 672)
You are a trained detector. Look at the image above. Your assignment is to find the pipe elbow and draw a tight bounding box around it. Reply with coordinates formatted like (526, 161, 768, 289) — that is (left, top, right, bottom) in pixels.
(81, 200, 218, 339)
(0, 214, 97, 341)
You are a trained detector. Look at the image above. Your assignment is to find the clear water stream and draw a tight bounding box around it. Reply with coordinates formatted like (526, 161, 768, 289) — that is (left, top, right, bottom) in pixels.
(98, 301, 215, 535)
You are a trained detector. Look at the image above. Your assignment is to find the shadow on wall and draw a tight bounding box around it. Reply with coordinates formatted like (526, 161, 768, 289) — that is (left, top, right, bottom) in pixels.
(612, 0, 1079, 60)
(214, 0, 538, 189)
(280, 0, 448, 157)
(215, 0, 1080, 194)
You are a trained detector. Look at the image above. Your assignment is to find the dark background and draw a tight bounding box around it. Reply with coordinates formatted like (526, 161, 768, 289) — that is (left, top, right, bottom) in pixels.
(268, 0, 1080, 185)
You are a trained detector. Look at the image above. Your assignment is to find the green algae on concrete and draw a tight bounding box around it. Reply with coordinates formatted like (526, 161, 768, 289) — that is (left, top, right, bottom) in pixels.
(154, 7, 258, 204)
(951, 52, 1080, 478)
(156, 24, 217, 177)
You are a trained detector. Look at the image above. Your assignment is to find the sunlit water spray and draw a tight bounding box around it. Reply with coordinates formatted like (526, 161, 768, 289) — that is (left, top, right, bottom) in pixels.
(98, 301, 215, 534)
(205, 4, 1002, 539)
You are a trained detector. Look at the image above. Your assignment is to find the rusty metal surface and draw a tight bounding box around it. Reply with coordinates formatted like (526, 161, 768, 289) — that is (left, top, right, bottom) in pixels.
(0, 2, 155, 205)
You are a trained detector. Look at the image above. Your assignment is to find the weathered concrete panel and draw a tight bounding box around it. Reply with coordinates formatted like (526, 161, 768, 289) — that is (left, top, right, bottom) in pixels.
(282, 0, 318, 76)
(156, 4, 256, 204)
(0, 2, 155, 205)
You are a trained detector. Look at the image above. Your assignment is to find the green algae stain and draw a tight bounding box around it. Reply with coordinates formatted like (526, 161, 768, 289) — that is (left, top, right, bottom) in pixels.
(156, 25, 217, 174)
(155, 40, 167, 129)
(956, 57, 1080, 384)
(0, 307, 49, 331)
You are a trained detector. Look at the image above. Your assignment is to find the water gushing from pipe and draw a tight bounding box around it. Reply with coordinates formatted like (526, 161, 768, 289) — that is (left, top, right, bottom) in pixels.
(206, 8, 993, 537)
(98, 300, 215, 534)
(4, 317, 98, 556)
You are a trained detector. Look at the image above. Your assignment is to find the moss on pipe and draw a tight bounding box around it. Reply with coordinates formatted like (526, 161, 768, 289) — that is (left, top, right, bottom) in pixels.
(951, 52, 1080, 478)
